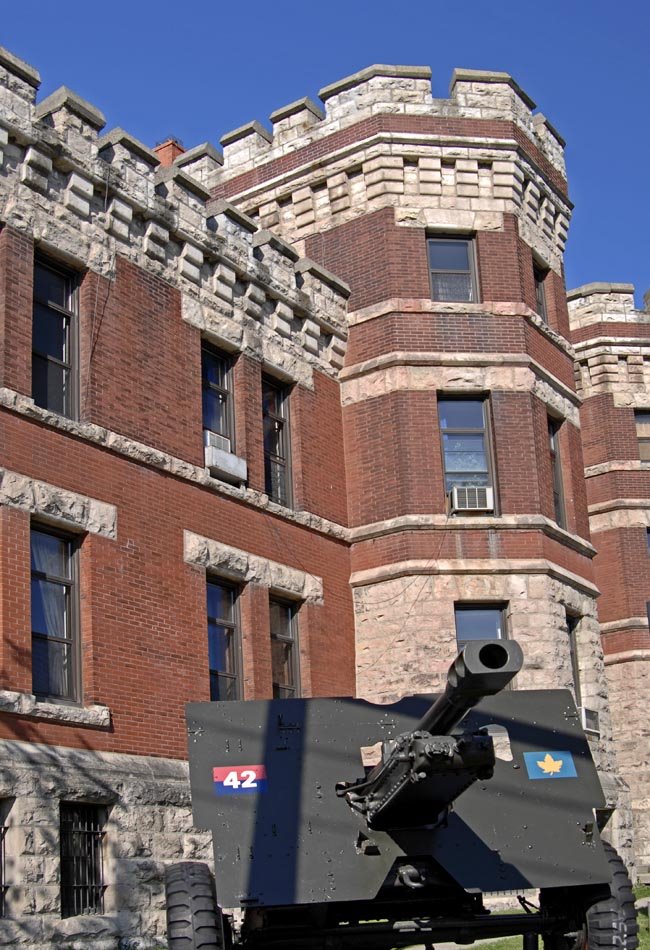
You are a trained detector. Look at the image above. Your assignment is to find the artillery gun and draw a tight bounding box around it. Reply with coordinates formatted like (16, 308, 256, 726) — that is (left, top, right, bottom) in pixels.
(164, 640, 638, 950)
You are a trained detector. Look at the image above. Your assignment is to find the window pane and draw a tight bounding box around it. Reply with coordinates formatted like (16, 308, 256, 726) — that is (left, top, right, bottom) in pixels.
(263, 416, 284, 457)
(202, 349, 229, 388)
(32, 356, 67, 414)
(640, 441, 650, 461)
(272, 639, 294, 688)
(270, 600, 293, 638)
(430, 273, 473, 302)
(202, 389, 228, 435)
(33, 303, 67, 361)
(32, 636, 72, 697)
(208, 622, 234, 673)
(31, 530, 70, 577)
(428, 241, 470, 272)
(455, 607, 503, 643)
(443, 434, 488, 472)
(438, 401, 484, 430)
(31, 579, 68, 638)
(211, 671, 238, 702)
(263, 382, 283, 417)
(207, 582, 234, 622)
(265, 458, 287, 504)
(34, 266, 68, 308)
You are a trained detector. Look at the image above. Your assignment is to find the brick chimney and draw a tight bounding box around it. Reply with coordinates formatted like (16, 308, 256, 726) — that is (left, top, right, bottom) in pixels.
(154, 137, 185, 166)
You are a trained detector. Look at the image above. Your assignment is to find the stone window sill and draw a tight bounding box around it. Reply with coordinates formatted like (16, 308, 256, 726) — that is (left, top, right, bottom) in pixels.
(0, 690, 111, 728)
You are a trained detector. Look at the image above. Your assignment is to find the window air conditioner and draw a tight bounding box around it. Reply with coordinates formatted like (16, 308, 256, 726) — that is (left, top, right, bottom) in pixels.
(579, 706, 600, 737)
(204, 430, 231, 453)
(450, 485, 494, 513)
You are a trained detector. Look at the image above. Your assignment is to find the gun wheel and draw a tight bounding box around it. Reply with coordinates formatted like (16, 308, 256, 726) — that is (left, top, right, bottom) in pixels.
(542, 843, 638, 950)
(165, 861, 229, 950)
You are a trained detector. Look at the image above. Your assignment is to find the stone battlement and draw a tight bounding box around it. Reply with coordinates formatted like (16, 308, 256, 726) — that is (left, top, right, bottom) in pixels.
(567, 282, 646, 330)
(211, 64, 566, 181)
(0, 46, 349, 383)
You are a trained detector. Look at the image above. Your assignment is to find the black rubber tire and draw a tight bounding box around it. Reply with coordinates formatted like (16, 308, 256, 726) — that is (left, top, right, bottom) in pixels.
(542, 842, 638, 950)
(586, 842, 638, 950)
(165, 861, 226, 950)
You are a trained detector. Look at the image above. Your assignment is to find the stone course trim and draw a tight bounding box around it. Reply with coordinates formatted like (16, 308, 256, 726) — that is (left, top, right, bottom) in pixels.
(0, 691, 111, 727)
(588, 501, 650, 533)
(349, 557, 600, 597)
(348, 513, 595, 556)
(184, 531, 324, 604)
(585, 461, 650, 478)
(604, 650, 650, 666)
(0, 388, 347, 541)
(0, 466, 117, 538)
(600, 618, 649, 635)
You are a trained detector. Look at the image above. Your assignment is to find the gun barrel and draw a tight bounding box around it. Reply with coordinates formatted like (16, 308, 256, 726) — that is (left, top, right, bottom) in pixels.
(417, 639, 523, 735)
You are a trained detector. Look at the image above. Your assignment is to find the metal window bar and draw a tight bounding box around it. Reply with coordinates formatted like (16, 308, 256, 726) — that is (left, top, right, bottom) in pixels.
(60, 804, 105, 918)
(0, 824, 7, 918)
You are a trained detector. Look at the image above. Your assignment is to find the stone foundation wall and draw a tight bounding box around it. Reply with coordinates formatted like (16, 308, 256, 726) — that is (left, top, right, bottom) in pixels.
(0, 740, 210, 949)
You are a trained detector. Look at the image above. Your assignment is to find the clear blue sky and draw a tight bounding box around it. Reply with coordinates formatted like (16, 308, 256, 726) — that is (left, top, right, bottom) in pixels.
(3, 1, 649, 302)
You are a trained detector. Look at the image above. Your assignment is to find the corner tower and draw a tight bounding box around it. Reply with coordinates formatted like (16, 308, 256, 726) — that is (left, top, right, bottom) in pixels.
(205, 65, 623, 834)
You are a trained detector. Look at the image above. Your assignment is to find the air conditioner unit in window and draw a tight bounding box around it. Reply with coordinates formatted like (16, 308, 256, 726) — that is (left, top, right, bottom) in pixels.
(579, 706, 600, 737)
(204, 430, 231, 454)
(449, 486, 494, 513)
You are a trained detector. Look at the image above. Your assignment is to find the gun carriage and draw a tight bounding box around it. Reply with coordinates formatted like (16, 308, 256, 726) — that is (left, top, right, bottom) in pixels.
(164, 640, 638, 950)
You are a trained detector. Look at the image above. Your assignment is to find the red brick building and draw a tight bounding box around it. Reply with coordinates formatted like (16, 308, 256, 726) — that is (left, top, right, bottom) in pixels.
(0, 47, 642, 949)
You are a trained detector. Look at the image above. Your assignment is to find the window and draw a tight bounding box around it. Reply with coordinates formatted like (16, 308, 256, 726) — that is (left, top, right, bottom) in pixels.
(533, 263, 548, 323)
(269, 598, 300, 699)
(206, 580, 241, 701)
(263, 377, 291, 506)
(438, 398, 492, 493)
(548, 417, 566, 528)
(454, 604, 505, 652)
(202, 344, 234, 451)
(60, 803, 105, 918)
(32, 258, 77, 417)
(428, 237, 478, 302)
(31, 526, 79, 702)
(566, 612, 582, 707)
(635, 411, 650, 461)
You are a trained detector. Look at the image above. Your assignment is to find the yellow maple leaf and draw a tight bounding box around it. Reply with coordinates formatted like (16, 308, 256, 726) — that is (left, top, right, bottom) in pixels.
(537, 753, 563, 775)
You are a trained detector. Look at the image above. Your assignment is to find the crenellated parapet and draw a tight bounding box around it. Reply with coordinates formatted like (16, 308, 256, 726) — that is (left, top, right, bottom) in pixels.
(0, 46, 349, 385)
(569, 283, 650, 404)
(210, 66, 571, 273)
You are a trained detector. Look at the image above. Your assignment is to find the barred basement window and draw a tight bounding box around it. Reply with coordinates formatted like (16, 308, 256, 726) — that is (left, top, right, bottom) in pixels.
(270, 598, 300, 699)
(428, 237, 478, 303)
(32, 257, 78, 418)
(263, 376, 292, 507)
(60, 803, 105, 918)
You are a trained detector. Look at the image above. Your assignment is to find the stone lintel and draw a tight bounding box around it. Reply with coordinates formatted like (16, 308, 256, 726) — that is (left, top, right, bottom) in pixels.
(295, 257, 351, 297)
(97, 127, 160, 165)
(207, 198, 258, 232)
(0, 44, 41, 88)
(175, 141, 223, 168)
(450, 68, 536, 110)
(270, 96, 325, 123)
(220, 120, 272, 147)
(155, 164, 212, 201)
(34, 85, 106, 130)
(319, 64, 432, 101)
(252, 229, 300, 262)
(567, 282, 636, 301)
